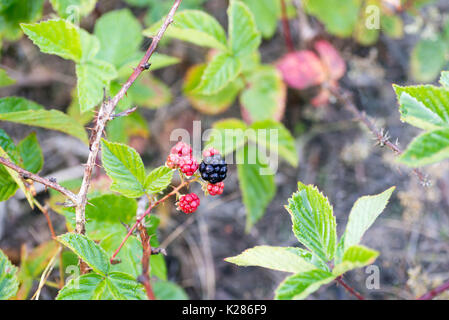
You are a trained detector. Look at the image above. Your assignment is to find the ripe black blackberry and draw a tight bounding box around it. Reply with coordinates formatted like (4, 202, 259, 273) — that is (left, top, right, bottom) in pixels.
(199, 154, 227, 184)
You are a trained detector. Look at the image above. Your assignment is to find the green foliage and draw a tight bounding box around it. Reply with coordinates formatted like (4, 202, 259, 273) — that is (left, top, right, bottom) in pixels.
(304, 0, 361, 37)
(21, 19, 83, 62)
(237, 144, 276, 230)
(17, 132, 43, 174)
(228, 0, 261, 56)
(411, 37, 448, 82)
(153, 281, 189, 300)
(58, 233, 110, 275)
(57, 272, 147, 300)
(0, 128, 42, 205)
(49, 0, 96, 20)
(0, 249, 19, 300)
(0, 97, 88, 144)
(0, 0, 44, 41)
(241, 0, 280, 39)
(145, 166, 174, 194)
(226, 183, 394, 299)
(0, 68, 15, 87)
(100, 139, 147, 198)
(286, 182, 337, 263)
(394, 82, 449, 167)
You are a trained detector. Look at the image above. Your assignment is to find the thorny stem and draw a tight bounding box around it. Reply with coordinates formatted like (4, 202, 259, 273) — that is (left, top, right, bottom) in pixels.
(138, 223, 156, 300)
(110, 179, 192, 263)
(74, 0, 183, 272)
(0, 156, 78, 204)
(280, 0, 295, 52)
(331, 87, 428, 185)
(336, 276, 365, 300)
(417, 279, 449, 300)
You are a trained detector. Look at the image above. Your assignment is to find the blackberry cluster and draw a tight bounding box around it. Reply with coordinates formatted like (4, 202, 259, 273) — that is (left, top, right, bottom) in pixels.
(199, 154, 227, 184)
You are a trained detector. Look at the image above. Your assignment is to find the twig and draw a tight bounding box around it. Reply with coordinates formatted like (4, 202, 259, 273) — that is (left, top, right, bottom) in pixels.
(417, 279, 449, 300)
(280, 0, 295, 52)
(336, 276, 365, 300)
(74, 0, 183, 272)
(0, 156, 78, 204)
(137, 223, 156, 300)
(33, 199, 56, 239)
(331, 87, 429, 185)
(110, 179, 192, 263)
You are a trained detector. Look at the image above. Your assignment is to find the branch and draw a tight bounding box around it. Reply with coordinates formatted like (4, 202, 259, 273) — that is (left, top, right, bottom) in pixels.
(331, 87, 429, 185)
(335, 276, 365, 300)
(0, 156, 78, 204)
(417, 279, 449, 300)
(280, 0, 295, 52)
(110, 179, 192, 263)
(137, 223, 156, 300)
(74, 0, 183, 239)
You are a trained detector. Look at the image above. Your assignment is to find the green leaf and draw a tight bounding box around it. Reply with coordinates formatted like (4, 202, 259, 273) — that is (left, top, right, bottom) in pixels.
(0, 68, 15, 87)
(17, 132, 43, 174)
(79, 28, 100, 62)
(145, 166, 174, 194)
(101, 139, 146, 198)
(0, 249, 19, 300)
(184, 64, 244, 115)
(101, 233, 142, 279)
(57, 233, 110, 276)
(237, 144, 276, 231)
(275, 269, 335, 300)
(249, 120, 298, 167)
(63, 194, 137, 239)
(411, 37, 447, 82)
(399, 128, 449, 167)
(228, 0, 261, 56)
(153, 281, 188, 300)
(0, 0, 45, 41)
(194, 52, 242, 95)
(225, 246, 316, 273)
(344, 187, 395, 251)
(241, 0, 280, 39)
(21, 19, 82, 62)
(285, 182, 337, 263)
(394, 85, 449, 130)
(49, 0, 96, 19)
(144, 10, 227, 51)
(76, 60, 118, 112)
(304, 0, 361, 37)
(0, 130, 34, 207)
(381, 14, 403, 39)
(0, 97, 89, 144)
(240, 66, 286, 122)
(94, 9, 143, 68)
(333, 245, 379, 276)
(0, 165, 18, 202)
(440, 71, 449, 87)
(56, 272, 146, 300)
(106, 109, 150, 144)
(205, 118, 248, 156)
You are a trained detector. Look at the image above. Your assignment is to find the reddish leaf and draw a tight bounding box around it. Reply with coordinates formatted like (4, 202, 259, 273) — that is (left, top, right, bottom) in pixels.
(314, 40, 346, 81)
(276, 50, 326, 90)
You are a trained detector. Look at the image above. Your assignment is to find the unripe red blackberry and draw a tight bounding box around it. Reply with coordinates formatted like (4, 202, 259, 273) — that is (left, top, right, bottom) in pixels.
(207, 182, 224, 196)
(166, 154, 181, 169)
(171, 141, 192, 158)
(199, 154, 227, 184)
(203, 147, 220, 158)
(179, 156, 199, 176)
(178, 193, 200, 214)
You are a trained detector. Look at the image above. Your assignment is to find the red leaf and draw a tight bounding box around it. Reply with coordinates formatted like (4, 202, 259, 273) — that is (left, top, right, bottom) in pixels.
(276, 50, 326, 90)
(314, 40, 346, 81)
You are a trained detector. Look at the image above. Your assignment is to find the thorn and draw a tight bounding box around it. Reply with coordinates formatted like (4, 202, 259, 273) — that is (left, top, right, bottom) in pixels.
(151, 247, 167, 256)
